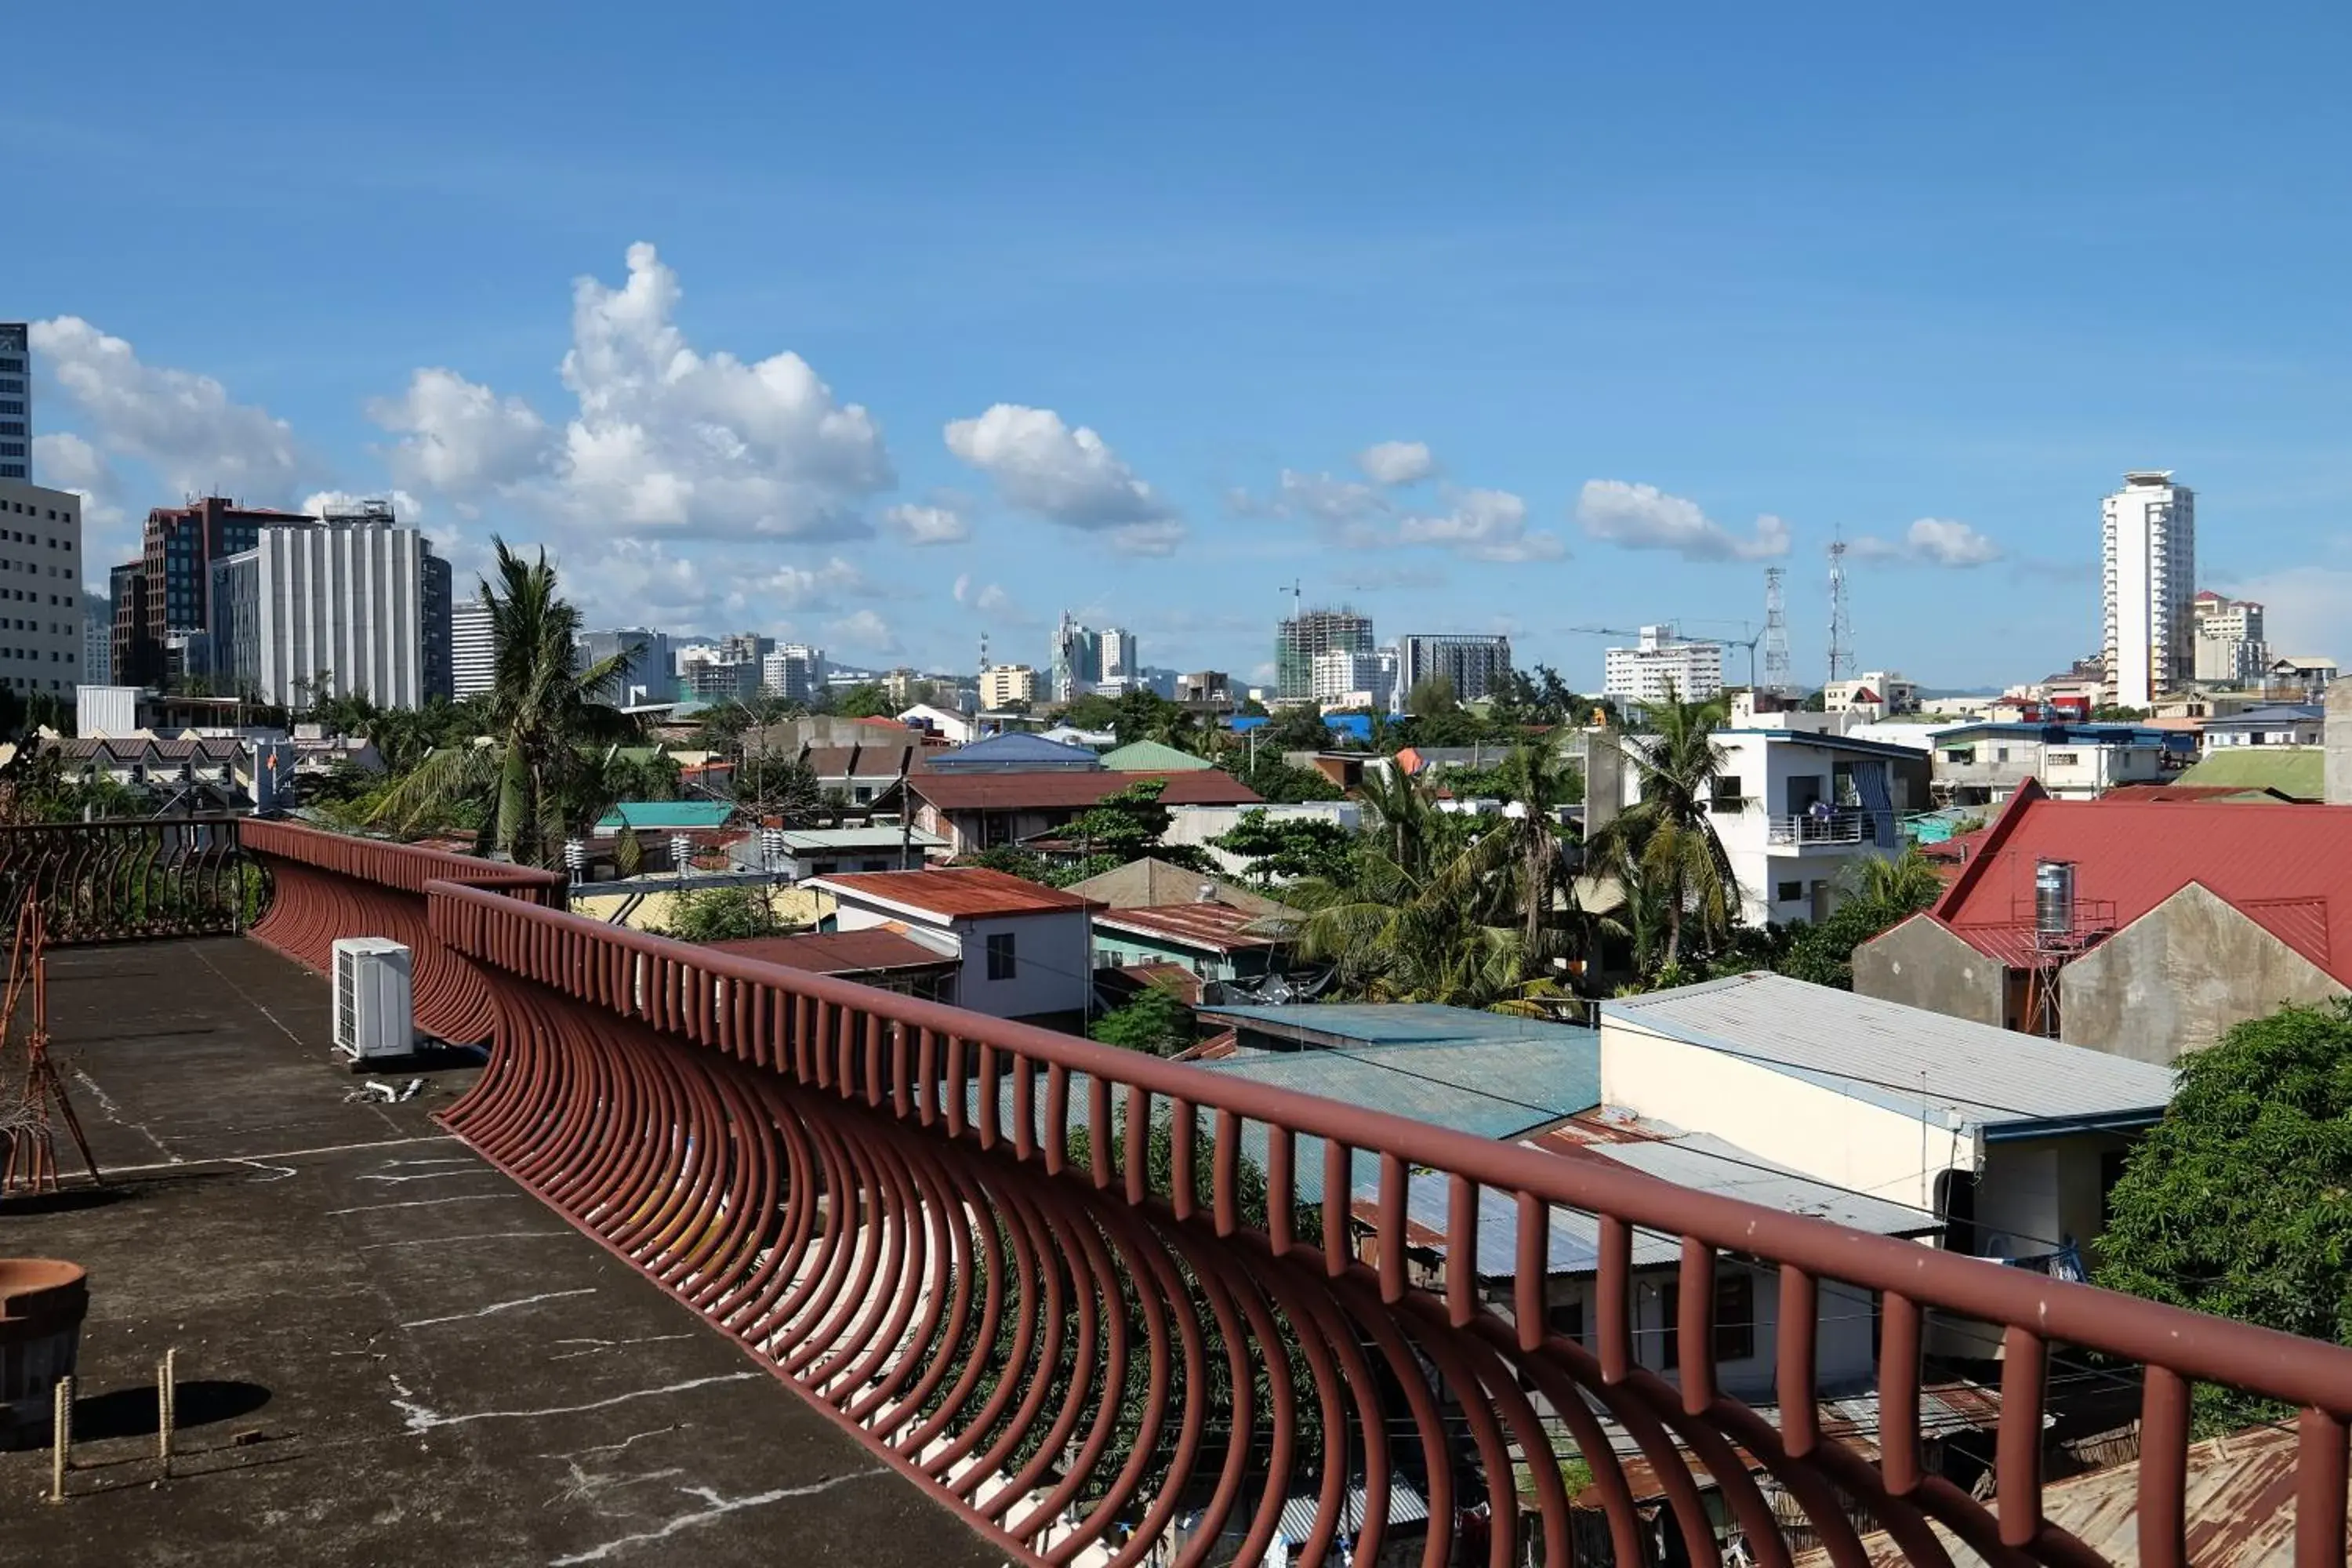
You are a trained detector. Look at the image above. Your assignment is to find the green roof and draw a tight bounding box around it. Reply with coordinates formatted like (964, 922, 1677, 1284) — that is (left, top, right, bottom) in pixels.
(2173, 747, 2324, 800)
(1097, 739, 1214, 772)
(595, 800, 737, 830)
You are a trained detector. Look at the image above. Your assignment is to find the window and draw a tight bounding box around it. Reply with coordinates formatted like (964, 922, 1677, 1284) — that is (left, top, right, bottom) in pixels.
(985, 932, 1017, 981)
(2047, 752, 2078, 767)
(1657, 1270, 1757, 1369)
(1943, 747, 1974, 764)
(1709, 777, 1745, 812)
(1544, 1299, 1584, 1344)
(1994, 746, 2010, 763)
(1775, 880, 1802, 902)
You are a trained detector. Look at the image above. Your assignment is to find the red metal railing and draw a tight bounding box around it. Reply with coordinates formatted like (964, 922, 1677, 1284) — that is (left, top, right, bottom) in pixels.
(213, 822, 2352, 1564)
(0, 818, 252, 942)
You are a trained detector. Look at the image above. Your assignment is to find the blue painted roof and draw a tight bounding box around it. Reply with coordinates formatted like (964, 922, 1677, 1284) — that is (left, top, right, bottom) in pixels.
(595, 800, 736, 830)
(2202, 703, 2323, 728)
(1199, 1001, 1570, 1050)
(926, 731, 1105, 772)
(1323, 713, 1373, 742)
(1227, 716, 1270, 732)
(1717, 728, 1933, 760)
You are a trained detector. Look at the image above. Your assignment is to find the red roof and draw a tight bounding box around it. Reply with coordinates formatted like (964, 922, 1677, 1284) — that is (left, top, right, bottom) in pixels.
(708, 929, 956, 975)
(1092, 902, 1285, 953)
(910, 770, 1261, 812)
(1929, 781, 2352, 983)
(813, 866, 1092, 920)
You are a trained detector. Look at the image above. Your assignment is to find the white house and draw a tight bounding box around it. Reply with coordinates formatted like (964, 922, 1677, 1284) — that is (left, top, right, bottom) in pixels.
(807, 867, 1094, 1025)
(895, 702, 978, 746)
(750, 826, 950, 881)
(1589, 728, 1929, 927)
(1596, 973, 2175, 1351)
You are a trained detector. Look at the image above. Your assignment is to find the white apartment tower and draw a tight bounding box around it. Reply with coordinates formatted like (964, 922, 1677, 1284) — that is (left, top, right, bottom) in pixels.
(0, 478, 85, 698)
(1602, 625, 1724, 706)
(2102, 471, 2196, 709)
(451, 601, 496, 699)
(212, 518, 446, 708)
(2192, 592, 2267, 687)
(761, 643, 826, 705)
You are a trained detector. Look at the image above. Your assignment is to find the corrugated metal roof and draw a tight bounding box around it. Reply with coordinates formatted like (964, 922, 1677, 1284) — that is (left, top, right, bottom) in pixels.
(910, 770, 1263, 812)
(771, 826, 948, 851)
(925, 732, 1104, 771)
(1601, 971, 2173, 1132)
(1193, 1033, 1599, 1142)
(1063, 858, 1292, 916)
(1093, 902, 1284, 953)
(596, 800, 737, 830)
(707, 930, 955, 975)
(1272, 1477, 1429, 1545)
(1197, 1002, 1579, 1051)
(1096, 739, 1214, 772)
(813, 866, 1093, 920)
(2174, 747, 2325, 798)
(1936, 790, 2352, 980)
(1794, 1423, 2321, 1568)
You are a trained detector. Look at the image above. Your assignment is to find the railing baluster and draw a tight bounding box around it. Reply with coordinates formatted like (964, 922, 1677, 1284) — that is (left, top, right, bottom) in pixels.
(1998, 1326, 2046, 1548)
(1042, 1065, 1068, 1175)
(916, 1028, 938, 1127)
(1123, 1085, 1151, 1205)
(1170, 1098, 1196, 1221)
(975, 1043, 1000, 1151)
(1679, 1239, 1716, 1416)
(1266, 1126, 1295, 1258)
(1879, 1291, 1922, 1495)
(1514, 1193, 1544, 1352)
(814, 1000, 835, 1090)
(1087, 1073, 1112, 1189)
(1011, 1054, 1035, 1162)
(862, 1011, 884, 1106)
(1323, 1140, 1351, 1279)
(944, 1035, 967, 1138)
(2298, 1406, 2348, 1568)
(890, 1022, 911, 1120)
(1446, 1174, 1476, 1328)
(1377, 1152, 1406, 1305)
(1211, 1110, 1239, 1236)
(1598, 1214, 1631, 1385)
(2137, 1364, 2188, 1568)
(1777, 1265, 1818, 1458)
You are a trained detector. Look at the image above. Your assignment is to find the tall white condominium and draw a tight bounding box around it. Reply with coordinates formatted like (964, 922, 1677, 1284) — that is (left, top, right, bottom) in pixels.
(2192, 591, 2267, 687)
(2102, 470, 2196, 709)
(451, 601, 496, 699)
(0, 323, 29, 480)
(1097, 627, 1140, 693)
(761, 642, 826, 704)
(212, 518, 446, 707)
(1397, 633, 1512, 702)
(1602, 625, 1724, 706)
(0, 475, 85, 699)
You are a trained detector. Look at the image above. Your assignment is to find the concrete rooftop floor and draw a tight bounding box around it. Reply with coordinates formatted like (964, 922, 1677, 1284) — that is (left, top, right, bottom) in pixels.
(0, 938, 1004, 1568)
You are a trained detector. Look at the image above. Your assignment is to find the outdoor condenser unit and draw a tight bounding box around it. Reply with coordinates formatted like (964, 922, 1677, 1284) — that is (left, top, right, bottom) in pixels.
(332, 937, 416, 1065)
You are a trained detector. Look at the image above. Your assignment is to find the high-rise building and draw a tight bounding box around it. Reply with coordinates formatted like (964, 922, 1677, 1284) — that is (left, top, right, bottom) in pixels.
(1275, 608, 1374, 704)
(0, 323, 29, 481)
(0, 477, 85, 699)
(114, 496, 313, 688)
(2192, 591, 2267, 687)
(2102, 470, 2196, 710)
(1174, 670, 1231, 706)
(209, 513, 448, 708)
(717, 631, 774, 666)
(82, 593, 112, 686)
(1396, 633, 1512, 703)
(451, 601, 496, 699)
(978, 662, 1036, 710)
(1311, 648, 1392, 710)
(1098, 627, 1139, 691)
(761, 643, 826, 705)
(682, 656, 758, 703)
(578, 626, 673, 705)
(1048, 615, 1140, 702)
(1602, 625, 1724, 706)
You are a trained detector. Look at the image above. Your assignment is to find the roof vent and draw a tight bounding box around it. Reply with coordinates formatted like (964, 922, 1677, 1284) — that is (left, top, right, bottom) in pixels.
(1196, 883, 1218, 903)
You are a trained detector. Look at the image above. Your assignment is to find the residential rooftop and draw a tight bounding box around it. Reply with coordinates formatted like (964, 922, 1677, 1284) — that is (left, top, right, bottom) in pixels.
(594, 799, 738, 831)
(811, 865, 1094, 920)
(1198, 1000, 1583, 1053)
(1602, 971, 2176, 1136)
(708, 927, 956, 975)
(1091, 901, 1286, 953)
(907, 769, 1262, 813)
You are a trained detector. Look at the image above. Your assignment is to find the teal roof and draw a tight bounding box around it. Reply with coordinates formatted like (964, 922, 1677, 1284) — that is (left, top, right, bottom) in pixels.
(1198, 1001, 1571, 1051)
(595, 800, 737, 830)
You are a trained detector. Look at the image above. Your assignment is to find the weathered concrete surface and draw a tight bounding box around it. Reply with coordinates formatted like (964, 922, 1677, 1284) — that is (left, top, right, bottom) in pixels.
(0, 939, 1004, 1568)
(1850, 912, 2008, 1027)
(2060, 881, 2347, 1063)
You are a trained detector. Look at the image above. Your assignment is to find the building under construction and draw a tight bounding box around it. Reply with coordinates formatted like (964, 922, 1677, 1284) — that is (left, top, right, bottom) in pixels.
(1273, 605, 1373, 705)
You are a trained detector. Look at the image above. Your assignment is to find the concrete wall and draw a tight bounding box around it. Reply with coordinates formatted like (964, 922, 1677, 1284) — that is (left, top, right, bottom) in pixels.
(1505, 1266, 1879, 1402)
(1853, 914, 2009, 1029)
(1601, 1014, 1975, 1215)
(2059, 882, 2346, 1063)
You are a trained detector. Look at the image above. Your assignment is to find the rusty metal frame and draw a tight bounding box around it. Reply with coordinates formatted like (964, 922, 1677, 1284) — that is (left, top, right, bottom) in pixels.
(210, 819, 2352, 1566)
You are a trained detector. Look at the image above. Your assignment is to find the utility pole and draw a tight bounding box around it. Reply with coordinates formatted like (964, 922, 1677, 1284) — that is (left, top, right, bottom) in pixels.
(1762, 566, 1792, 695)
(1826, 535, 1853, 684)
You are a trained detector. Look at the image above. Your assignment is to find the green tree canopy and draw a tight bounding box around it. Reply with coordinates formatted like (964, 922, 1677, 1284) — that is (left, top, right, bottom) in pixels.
(1210, 808, 1356, 887)
(834, 682, 894, 718)
(2097, 1000, 2352, 1429)
(1090, 985, 1196, 1056)
(651, 885, 797, 944)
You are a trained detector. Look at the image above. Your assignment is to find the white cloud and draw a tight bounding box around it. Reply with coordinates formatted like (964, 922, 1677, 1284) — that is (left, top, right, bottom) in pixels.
(368, 368, 549, 495)
(880, 503, 970, 546)
(1396, 488, 1565, 562)
(953, 572, 1030, 622)
(31, 316, 312, 501)
(300, 488, 427, 522)
(1852, 517, 2003, 568)
(943, 403, 1181, 552)
(31, 431, 127, 538)
(2210, 566, 2352, 661)
(1357, 440, 1435, 486)
(371, 243, 891, 541)
(828, 608, 900, 655)
(730, 556, 872, 612)
(1576, 480, 1791, 562)
(1246, 469, 1385, 528)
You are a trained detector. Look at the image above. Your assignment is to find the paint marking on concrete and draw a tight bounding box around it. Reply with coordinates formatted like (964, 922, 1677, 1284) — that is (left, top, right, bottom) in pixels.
(547, 1334, 695, 1361)
(104, 1132, 457, 1178)
(394, 1371, 761, 1433)
(72, 1068, 179, 1163)
(230, 1156, 299, 1182)
(547, 1472, 889, 1565)
(358, 1230, 571, 1251)
(541, 1425, 684, 1462)
(328, 1192, 518, 1217)
(401, 1288, 597, 1330)
(355, 1167, 498, 1185)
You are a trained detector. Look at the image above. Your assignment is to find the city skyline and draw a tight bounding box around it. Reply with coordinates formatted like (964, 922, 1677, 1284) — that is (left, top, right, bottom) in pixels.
(14, 5, 2352, 692)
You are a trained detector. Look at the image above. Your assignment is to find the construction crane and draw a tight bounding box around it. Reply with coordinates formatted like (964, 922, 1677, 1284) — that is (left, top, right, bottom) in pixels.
(1686, 619, 1766, 691)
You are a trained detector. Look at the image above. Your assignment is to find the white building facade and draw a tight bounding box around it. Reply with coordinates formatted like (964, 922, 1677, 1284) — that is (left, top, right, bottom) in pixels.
(761, 642, 826, 704)
(1310, 648, 1392, 710)
(1602, 625, 1724, 706)
(211, 521, 445, 708)
(979, 663, 1037, 709)
(1397, 633, 1512, 703)
(2102, 471, 2196, 709)
(2192, 593, 2266, 685)
(451, 601, 496, 699)
(0, 477, 87, 699)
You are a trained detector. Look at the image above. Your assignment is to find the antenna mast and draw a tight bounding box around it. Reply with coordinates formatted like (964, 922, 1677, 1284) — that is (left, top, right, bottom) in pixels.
(1825, 534, 1853, 684)
(1762, 567, 1792, 695)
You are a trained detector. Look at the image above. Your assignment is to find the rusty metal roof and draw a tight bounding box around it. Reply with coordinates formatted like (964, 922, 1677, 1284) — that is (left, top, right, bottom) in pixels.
(811, 866, 1094, 920)
(1091, 901, 1285, 953)
(707, 929, 956, 975)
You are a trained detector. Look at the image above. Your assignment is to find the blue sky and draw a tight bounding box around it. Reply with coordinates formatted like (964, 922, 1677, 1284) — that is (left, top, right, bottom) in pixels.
(16, 2, 2352, 688)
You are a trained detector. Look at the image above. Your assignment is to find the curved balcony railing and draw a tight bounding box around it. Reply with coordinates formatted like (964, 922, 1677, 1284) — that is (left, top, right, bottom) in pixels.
(83, 818, 2352, 1566)
(0, 816, 254, 942)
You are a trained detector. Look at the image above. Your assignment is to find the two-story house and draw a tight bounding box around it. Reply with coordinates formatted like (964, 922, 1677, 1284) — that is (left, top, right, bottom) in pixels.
(1926, 721, 2188, 804)
(806, 867, 1095, 1028)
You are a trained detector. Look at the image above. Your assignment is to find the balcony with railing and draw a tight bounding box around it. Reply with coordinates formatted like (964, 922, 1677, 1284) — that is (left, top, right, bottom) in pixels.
(4, 815, 2352, 1566)
(1765, 809, 1889, 848)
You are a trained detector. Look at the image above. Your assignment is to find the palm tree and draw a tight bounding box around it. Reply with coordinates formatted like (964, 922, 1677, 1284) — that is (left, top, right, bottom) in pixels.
(1472, 742, 1581, 959)
(370, 539, 637, 866)
(1356, 760, 1441, 881)
(1847, 844, 1944, 914)
(1593, 687, 1736, 969)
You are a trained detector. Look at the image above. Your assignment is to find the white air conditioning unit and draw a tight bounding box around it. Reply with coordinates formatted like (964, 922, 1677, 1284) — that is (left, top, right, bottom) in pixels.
(332, 937, 416, 1065)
